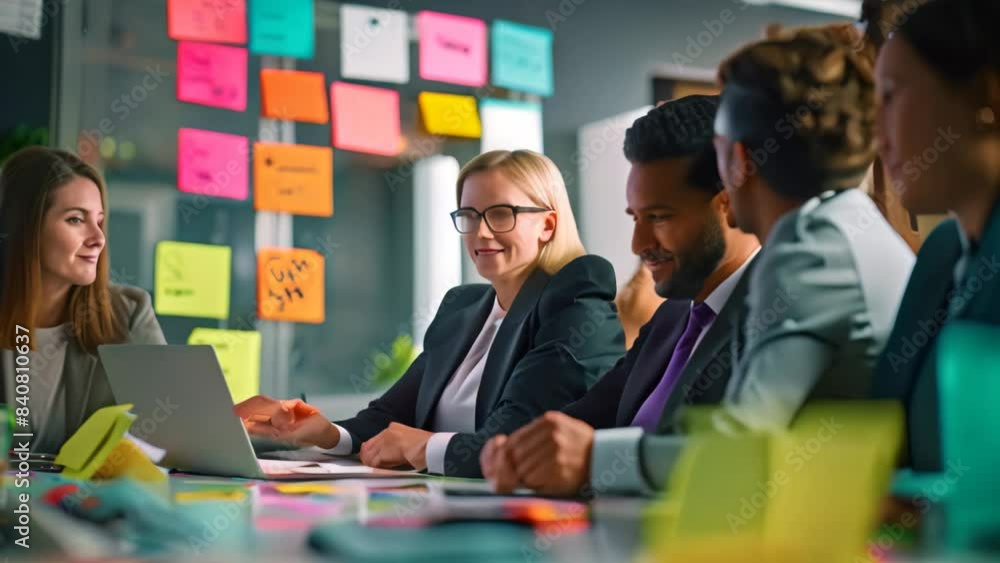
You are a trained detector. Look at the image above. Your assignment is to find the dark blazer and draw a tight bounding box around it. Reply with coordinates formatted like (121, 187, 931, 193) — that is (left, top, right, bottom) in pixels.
(563, 255, 757, 433)
(335, 255, 625, 477)
(874, 202, 1000, 472)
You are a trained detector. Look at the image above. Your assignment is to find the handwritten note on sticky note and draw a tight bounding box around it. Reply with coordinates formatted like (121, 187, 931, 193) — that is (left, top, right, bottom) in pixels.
(250, 0, 314, 59)
(340, 5, 409, 84)
(257, 248, 325, 324)
(417, 11, 487, 87)
(155, 241, 231, 320)
(492, 20, 553, 97)
(418, 92, 481, 139)
(480, 99, 543, 153)
(253, 142, 333, 216)
(168, 0, 247, 44)
(188, 328, 261, 403)
(178, 128, 249, 200)
(330, 82, 400, 156)
(260, 69, 328, 123)
(177, 41, 248, 111)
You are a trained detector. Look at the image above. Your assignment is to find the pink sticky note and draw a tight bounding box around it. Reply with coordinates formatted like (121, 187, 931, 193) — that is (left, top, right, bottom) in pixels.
(177, 41, 248, 111)
(330, 82, 400, 156)
(177, 128, 249, 200)
(417, 11, 487, 87)
(168, 0, 247, 44)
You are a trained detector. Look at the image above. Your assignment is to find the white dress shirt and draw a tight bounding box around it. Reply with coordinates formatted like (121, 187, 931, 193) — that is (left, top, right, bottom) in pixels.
(692, 248, 761, 351)
(326, 298, 507, 475)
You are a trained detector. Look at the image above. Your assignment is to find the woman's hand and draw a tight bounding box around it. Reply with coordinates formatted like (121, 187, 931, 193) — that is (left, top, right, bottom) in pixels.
(233, 395, 340, 449)
(360, 423, 433, 470)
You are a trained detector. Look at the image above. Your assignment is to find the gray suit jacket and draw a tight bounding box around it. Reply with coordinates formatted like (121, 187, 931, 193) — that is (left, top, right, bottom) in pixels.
(1, 285, 165, 452)
(593, 189, 915, 495)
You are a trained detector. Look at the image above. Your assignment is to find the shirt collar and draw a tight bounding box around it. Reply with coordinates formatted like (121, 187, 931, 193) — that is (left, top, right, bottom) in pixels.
(698, 247, 761, 316)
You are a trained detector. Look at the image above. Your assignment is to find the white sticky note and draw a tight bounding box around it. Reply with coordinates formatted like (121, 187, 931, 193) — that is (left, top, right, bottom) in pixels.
(340, 5, 409, 84)
(480, 99, 544, 154)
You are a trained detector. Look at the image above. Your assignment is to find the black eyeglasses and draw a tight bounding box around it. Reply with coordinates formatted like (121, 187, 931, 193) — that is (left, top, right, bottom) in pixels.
(450, 204, 551, 234)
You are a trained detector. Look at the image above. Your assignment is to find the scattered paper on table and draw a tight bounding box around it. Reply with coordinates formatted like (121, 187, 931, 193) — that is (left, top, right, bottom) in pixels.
(340, 5, 409, 84)
(417, 11, 487, 87)
(155, 241, 231, 319)
(177, 41, 248, 111)
(253, 142, 333, 216)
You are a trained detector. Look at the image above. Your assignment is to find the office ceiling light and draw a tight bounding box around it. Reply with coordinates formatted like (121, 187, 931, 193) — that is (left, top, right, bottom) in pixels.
(745, 0, 862, 18)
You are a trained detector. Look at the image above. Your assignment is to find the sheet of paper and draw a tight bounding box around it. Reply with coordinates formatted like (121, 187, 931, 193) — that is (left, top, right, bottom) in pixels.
(177, 128, 249, 200)
(168, 0, 246, 44)
(491, 20, 554, 97)
(260, 69, 328, 123)
(480, 99, 542, 153)
(416, 11, 487, 87)
(187, 328, 262, 403)
(330, 82, 400, 156)
(418, 92, 481, 139)
(257, 248, 325, 324)
(154, 241, 232, 319)
(249, 0, 314, 59)
(176, 41, 248, 111)
(340, 5, 409, 84)
(253, 142, 333, 216)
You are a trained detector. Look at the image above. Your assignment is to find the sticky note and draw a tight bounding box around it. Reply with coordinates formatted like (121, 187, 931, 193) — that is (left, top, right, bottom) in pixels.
(491, 20, 554, 97)
(330, 82, 400, 156)
(56, 404, 135, 481)
(176, 489, 250, 503)
(274, 483, 339, 495)
(177, 128, 249, 200)
(249, 0, 314, 59)
(340, 5, 409, 84)
(257, 248, 325, 324)
(177, 41, 248, 111)
(260, 69, 329, 123)
(187, 328, 262, 403)
(168, 0, 247, 44)
(155, 241, 231, 319)
(480, 99, 543, 153)
(417, 11, 487, 87)
(418, 92, 481, 139)
(253, 142, 333, 216)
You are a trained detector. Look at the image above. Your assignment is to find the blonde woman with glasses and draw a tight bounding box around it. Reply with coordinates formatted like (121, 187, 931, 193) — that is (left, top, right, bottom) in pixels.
(235, 150, 624, 477)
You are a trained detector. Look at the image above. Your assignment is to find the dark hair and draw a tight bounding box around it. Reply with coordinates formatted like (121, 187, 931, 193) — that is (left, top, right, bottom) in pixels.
(623, 95, 722, 194)
(896, 0, 999, 83)
(0, 146, 125, 352)
(717, 28, 876, 199)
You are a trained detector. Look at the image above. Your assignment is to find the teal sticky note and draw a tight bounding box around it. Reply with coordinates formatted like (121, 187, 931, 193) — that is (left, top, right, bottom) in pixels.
(250, 0, 315, 59)
(491, 20, 553, 97)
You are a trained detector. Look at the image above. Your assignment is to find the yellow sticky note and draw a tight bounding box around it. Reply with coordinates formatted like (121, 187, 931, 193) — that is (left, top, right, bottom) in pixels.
(418, 92, 482, 138)
(187, 328, 262, 403)
(176, 489, 249, 503)
(56, 404, 135, 481)
(155, 241, 232, 320)
(257, 248, 325, 324)
(94, 438, 168, 484)
(274, 483, 339, 495)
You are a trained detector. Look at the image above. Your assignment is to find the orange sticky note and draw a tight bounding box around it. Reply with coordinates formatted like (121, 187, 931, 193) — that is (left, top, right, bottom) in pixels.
(168, 0, 247, 44)
(257, 248, 325, 324)
(253, 143, 333, 217)
(261, 69, 329, 123)
(330, 81, 400, 156)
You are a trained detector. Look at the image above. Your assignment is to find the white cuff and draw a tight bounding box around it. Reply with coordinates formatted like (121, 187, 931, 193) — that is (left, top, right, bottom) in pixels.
(425, 432, 457, 475)
(324, 424, 354, 456)
(590, 427, 648, 496)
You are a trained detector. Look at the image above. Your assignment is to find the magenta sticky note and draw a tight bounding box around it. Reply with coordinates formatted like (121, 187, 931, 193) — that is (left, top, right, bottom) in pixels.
(177, 128, 249, 200)
(417, 11, 487, 87)
(168, 0, 247, 44)
(177, 41, 248, 111)
(330, 82, 400, 157)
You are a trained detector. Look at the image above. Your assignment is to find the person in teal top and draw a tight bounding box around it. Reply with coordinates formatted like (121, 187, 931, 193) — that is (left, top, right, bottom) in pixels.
(872, 0, 1000, 472)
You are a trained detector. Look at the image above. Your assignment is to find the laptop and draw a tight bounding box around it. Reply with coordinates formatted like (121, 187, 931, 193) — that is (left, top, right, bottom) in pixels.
(98, 344, 408, 480)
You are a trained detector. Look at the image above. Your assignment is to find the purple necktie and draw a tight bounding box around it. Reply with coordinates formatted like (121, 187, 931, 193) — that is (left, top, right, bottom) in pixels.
(631, 302, 717, 431)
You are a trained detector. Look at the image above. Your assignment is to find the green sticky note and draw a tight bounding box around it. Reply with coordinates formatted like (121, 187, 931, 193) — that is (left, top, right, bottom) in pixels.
(155, 241, 231, 320)
(56, 404, 136, 481)
(187, 328, 261, 403)
(250, 0, 315, 59)
(491, 20, 554, 97)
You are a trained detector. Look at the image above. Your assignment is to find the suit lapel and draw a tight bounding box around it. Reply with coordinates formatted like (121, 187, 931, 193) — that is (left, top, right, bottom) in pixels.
(474, 268, 551, 427)
(615, 300, 690, 426)
(957, 199, 1000, 319)
(62, 340, 98, 432)
(414, 288, 496, 429)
